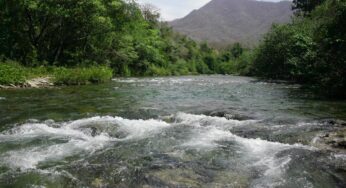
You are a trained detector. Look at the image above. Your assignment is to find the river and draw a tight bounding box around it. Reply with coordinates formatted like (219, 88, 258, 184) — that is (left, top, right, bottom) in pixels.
(0, 75, 345, 187)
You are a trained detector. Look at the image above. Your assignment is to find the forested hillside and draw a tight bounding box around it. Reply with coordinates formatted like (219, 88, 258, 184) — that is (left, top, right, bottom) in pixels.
(170, 0, 292, 47)
(0, 0, 221, 83)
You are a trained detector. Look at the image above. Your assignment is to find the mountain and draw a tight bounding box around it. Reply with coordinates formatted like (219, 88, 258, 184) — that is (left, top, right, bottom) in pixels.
(169, 0, 293, 47)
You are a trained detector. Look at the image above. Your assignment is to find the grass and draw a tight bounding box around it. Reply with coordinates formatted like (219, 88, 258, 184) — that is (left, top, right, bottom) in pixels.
(0, 60, 113, 86)
(53, 66, 113, 85)
(0, 61, 27, 85)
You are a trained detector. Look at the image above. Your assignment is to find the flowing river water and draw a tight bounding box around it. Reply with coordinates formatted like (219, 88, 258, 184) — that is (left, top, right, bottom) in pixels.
(0, 76, 345, 187)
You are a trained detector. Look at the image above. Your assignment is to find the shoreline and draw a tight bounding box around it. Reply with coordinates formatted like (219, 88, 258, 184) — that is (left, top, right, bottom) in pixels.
(0, 77, 53, 89)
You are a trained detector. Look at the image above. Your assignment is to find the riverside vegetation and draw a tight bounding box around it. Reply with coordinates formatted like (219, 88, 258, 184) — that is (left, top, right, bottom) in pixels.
(0, 0, 223, 86)
(0, 0, 345, 98)
(252, 0, 346, 98)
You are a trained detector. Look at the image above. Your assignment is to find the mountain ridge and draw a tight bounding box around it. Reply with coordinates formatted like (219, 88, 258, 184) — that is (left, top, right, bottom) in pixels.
(169, 0, 293, 47)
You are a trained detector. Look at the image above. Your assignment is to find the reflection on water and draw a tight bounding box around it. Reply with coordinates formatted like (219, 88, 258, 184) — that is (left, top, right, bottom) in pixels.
(0, 76, 345, 187)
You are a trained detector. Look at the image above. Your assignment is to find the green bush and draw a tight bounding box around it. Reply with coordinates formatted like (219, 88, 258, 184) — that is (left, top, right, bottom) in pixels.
(216, 49, 255, 76)
(168, 59, 191, 76)
(26, 66, 51, 79)
(145, 64, 171, 76)
(53, 66, 113, 85)
(0, 61, 27, 85)
(252, 0, 346, 98)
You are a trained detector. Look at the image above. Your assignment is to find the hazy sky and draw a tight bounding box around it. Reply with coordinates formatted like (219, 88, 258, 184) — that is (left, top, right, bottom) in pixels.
(137, 0, 289, 21)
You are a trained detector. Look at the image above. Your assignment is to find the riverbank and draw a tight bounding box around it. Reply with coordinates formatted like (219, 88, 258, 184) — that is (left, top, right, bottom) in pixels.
(0, 77, 53, 89)
(0, 62, 113, 89)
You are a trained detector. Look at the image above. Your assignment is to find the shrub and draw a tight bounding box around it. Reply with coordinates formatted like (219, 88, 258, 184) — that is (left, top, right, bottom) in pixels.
(26, 66, 50, 79)
(0, 61, 27, 85)
(53, 66, 113, 85)
(146, 64, 171, 76)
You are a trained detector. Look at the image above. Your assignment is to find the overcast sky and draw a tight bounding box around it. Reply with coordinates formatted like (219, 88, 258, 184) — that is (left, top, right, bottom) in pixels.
(137, 0, 289, 21)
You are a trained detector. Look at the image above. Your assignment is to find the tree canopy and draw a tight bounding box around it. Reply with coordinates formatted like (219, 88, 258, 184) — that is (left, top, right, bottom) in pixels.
(292, 0, 326, 15)
(0, 0, 223, 76)
(253, 0, 346, 98)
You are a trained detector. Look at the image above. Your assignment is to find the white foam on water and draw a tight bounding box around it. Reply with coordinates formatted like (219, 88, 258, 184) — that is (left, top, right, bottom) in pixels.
(66, 116, 170, 140)
(235, 136, 299, 154)
(0, 123, 90, 141)
(333, 153, 346, 160)
(0, 116, 170, 170)
(174, 112, 257, 129)
(103, 116, 170, 140)
(175, 113, 314, 187)
(2, 134, 111, 170)
(113, 77, 195, 85)
(0, 97, 5, 100)
(182, 127, 305, 187)
(28, 185, 46, 188)
(311, 135, 321, 144)
(181, 127, 233, 149)
(112, 78, 139, 83)
(251, 155, 292, 188)
(167, 78, 193, 84)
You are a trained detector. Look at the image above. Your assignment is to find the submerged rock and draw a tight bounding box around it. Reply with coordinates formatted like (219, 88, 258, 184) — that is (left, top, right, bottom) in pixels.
(313, 127, 346, 150)
(209, 109, 254, 121)
(91, 178, 107, 188)
(145, 168, 202, 187)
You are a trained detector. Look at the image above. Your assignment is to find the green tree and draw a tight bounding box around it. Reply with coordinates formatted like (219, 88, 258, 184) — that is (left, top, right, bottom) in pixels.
(292, 0, 325, 15)
(230, 43, 244, 59)
(253, 0, 346, 98)
(0, 0, 228, 78)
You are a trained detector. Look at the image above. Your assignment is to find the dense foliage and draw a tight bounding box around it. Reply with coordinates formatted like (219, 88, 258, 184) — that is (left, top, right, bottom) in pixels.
(292, 0, 326, 15)
(0, 61, 27, 85)
(216, 43, 254, 76)
(0, 0, 224, 78)
(0, 62, 112, 86)
(252, 0, 346, 98)
(53, 66, 113, 85)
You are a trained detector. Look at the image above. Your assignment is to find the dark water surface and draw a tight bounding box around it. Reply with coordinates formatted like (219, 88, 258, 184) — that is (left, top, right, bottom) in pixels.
(0, 76, 345, 187)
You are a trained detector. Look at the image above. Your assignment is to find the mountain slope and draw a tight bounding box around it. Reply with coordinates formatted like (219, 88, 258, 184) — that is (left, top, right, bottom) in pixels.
(169, 0, 293, 47)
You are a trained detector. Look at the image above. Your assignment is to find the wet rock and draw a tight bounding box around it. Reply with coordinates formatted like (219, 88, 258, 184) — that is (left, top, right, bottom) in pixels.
(26, 77, 53, 88)
(208, 170, 249, 188)
(209, 109, 253, 121)
(91, 178, 107, 188)
(0, 85, 11, 89)
(0, 77, 53, 90)
(319, 118, 346, 128)
(91, 127, 98, 137)
(89, 126, 127, 138)
(337, 141, 346, 148)
(314, 128, 346, 150)
(146, 168, 202, 188)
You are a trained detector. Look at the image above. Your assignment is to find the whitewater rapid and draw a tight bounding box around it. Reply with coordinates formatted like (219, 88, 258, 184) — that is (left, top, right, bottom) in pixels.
(0, 112, 315, 187)
(0, 116, 170, 170)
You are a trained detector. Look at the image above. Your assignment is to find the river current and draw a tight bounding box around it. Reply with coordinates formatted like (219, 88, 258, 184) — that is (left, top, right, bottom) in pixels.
(0, 76, 345, 187)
